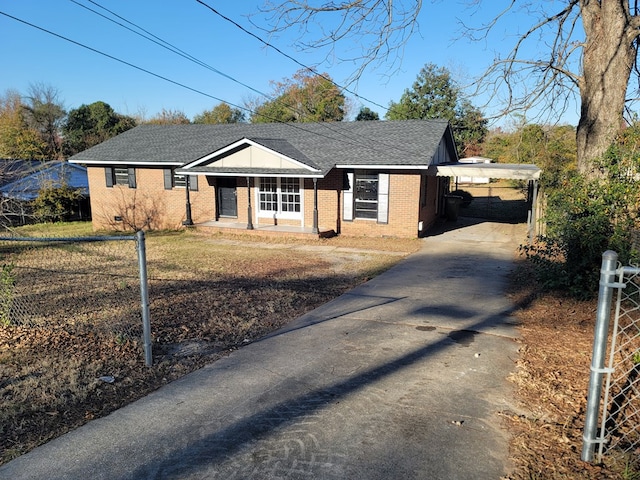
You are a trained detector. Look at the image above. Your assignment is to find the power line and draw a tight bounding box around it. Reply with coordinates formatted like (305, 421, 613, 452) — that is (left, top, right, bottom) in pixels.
(194, 0, 390, 114)
(70, 0, 272, 101)
(71, 0, 368, 132)
(66, 0, 410, 153)
(0, 8, 425, 158)
(0, 10, 239, 111)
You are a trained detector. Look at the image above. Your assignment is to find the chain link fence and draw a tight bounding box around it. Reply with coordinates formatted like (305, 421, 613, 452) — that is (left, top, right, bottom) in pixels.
(583, 251, 640, 462)
(0, 232, 151, 365)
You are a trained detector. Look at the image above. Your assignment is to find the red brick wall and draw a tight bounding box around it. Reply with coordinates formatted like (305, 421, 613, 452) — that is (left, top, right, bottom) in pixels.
(88, 167, 439, 237)
(87, 167, 213, 231)
(338, 171, 423, 238)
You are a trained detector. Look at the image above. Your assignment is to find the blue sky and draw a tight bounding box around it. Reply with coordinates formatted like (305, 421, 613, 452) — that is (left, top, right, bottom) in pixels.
(0, 1, 581, 125)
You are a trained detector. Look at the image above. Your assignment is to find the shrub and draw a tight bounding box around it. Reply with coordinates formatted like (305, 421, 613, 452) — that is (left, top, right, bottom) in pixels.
(0, 263, 15, 326)
(522, 125, 640, 299)
(32, 184, 82, 223)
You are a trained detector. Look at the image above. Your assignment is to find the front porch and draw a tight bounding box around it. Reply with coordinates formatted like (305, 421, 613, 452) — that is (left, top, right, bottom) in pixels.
(196, 220, 335, 239)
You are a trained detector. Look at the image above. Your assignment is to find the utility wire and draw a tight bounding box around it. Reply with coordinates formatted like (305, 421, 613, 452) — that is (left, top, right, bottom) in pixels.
(0, 11, 239, 112)
(71, 0, 272, 101)
(72, 0, 370, 139)
(194, 0, 389, 113)
(0, 8, 424, 157)
(68, 0, 417, 155)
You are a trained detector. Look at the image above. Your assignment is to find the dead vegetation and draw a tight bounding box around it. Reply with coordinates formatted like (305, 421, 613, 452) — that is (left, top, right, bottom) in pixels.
(1, 222, 638, 478)
(0, 225, 420, 465)
(504, 260, 639, 479)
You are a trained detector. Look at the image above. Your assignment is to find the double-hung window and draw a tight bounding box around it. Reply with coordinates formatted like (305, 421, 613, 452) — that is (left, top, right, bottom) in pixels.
(280, 177, 301, 213)
(354, 172, 379, 219)
(258, 177, 301, 218)
(164, 169, 198, 190)
(344, 170, 389, 223)
(173, 174, 187, 188)
(259, 178, 278, 212)
(105, 167, 136, 188)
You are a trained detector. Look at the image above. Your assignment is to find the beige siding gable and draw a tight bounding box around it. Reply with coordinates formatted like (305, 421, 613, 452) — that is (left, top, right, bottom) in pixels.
(210, 145, 304, 170)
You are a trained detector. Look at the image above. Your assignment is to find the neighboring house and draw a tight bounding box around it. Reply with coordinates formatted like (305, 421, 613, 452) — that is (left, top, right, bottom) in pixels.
(0, 160, 90, 223)
(0, 159, 43, 187)
(0, 161, 89, 201)
(69, 119, 458, 238)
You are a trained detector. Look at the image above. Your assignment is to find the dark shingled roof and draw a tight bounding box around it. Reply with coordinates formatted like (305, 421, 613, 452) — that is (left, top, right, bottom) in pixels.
(68, 119, 457, 176)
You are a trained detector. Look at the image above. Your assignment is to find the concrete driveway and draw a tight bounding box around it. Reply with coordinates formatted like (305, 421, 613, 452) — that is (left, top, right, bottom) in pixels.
(0, 217, 525, 480)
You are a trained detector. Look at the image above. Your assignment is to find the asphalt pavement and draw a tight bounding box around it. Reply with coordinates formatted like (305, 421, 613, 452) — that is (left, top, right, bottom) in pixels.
(0, 217, 526, 480)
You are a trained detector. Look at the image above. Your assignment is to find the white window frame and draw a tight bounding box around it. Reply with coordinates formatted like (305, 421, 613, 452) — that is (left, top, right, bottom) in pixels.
(256, 177, 303, 221)
(113, 167, 130, 186)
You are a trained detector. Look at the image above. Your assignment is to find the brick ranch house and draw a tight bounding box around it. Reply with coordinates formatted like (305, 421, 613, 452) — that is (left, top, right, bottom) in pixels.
(69, 119, 463, 238)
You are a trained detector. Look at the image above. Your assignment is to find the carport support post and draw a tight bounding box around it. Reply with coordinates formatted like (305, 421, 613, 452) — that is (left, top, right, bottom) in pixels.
(246, 177, 254, 230)
(136, 230, 152, 367)
(581, 250, 618, 462)
(528, 180, 538, 244)
(312, 178, 319, 234)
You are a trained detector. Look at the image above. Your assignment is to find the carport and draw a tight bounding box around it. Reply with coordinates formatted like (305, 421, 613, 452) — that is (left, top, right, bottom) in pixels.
(428, 162, 542, 242)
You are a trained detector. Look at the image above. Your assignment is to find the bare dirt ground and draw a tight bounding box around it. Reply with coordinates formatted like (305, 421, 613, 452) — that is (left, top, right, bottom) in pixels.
(1, 220, 637, 478)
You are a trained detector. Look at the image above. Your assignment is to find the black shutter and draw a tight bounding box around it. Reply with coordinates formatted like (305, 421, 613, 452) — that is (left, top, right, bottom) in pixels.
(128, 168, 136, 189)
(105, 167, 113, 187)
(164, 169, 173, 190)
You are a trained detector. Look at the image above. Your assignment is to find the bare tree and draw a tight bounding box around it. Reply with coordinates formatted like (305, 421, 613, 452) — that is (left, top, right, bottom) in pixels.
(257, 1, 640, 176)
(144, 108, 191, 125)
(0, 159, 38, 227)
(22, 83, 66, 160)
(255, 0, 421, 84)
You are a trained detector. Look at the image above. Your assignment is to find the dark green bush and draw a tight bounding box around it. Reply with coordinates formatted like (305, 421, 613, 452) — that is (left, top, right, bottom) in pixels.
(522, 125, 640, 299)
(32, 184, 82, 223)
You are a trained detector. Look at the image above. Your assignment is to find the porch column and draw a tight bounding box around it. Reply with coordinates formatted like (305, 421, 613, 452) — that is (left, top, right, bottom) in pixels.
(246, 177, 254, 230)
(183, 175, 193, 226)
(312, 178, 319, 234)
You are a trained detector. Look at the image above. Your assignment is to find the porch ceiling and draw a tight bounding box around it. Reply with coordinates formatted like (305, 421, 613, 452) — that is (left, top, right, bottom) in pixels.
(428, 162, 541, 181)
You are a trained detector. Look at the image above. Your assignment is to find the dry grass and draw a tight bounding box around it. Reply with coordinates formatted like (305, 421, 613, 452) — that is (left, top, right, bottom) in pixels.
(504, 260, 640, 479)
(0, 223, 420, 465)
(3, 220, 638, 477)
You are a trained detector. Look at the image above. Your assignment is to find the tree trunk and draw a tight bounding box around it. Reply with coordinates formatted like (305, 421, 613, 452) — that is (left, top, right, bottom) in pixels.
(577, 1, 639, 176)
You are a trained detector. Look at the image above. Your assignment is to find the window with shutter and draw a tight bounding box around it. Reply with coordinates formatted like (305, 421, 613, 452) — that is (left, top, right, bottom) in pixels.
(348, 171, 390, 224)
(105, 167, 135, 188)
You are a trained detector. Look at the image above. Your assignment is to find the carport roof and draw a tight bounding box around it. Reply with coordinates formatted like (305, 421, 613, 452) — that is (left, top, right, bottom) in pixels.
(428, 162, 541, 181)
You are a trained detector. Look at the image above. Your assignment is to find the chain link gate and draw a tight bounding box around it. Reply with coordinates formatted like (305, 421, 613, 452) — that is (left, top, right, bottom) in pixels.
(582, 251, 640, 462)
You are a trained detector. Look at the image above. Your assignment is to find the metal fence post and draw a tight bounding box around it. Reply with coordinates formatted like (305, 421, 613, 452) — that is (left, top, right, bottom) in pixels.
(136, 230, 152, 367)
(582, 250, 619, 461)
